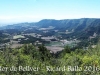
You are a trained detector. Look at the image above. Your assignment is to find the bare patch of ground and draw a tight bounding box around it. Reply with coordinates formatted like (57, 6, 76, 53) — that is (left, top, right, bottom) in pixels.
(46, 46, 64, 53)
(10, 44, 23, 48)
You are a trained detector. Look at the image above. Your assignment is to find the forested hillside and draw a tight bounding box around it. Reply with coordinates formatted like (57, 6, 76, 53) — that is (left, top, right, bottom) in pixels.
(0, 43, 100, 75)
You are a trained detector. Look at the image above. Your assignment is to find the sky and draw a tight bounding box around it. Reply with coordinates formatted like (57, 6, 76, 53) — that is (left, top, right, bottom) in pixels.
(0, 0, 100, 24)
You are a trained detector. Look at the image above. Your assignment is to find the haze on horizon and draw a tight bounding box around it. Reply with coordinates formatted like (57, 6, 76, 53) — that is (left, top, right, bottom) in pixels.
(0, 0, 100, 25)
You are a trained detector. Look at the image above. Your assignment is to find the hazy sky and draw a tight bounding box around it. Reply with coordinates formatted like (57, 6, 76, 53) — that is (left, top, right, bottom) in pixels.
(0, 0, 100, 24)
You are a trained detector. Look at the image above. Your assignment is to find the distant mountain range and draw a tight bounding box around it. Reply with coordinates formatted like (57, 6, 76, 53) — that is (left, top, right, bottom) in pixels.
(0, 18, 100, 39)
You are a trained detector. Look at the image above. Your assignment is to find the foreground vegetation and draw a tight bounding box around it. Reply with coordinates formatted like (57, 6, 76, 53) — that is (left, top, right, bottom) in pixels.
(0, 43, 100, 75)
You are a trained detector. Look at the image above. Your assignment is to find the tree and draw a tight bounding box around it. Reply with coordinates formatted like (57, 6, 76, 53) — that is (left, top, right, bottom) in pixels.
(38, 45, 51, 61)
(64, 46, 71, 53)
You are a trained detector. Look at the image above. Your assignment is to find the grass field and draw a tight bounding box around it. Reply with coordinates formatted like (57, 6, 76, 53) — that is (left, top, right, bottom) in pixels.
(13, 35, 25, 39)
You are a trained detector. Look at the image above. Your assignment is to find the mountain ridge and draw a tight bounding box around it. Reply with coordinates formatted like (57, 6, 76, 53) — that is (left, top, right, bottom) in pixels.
(1, 18, 100, 38)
